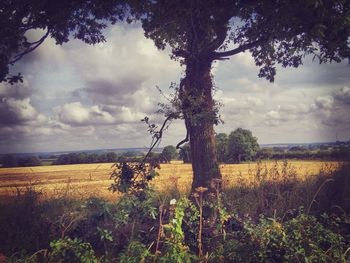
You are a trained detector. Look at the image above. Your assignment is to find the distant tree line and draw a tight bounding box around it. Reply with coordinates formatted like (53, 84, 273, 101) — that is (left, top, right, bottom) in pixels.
(53, 146, 179, 166)
(1, 138, 348, 168)
(0, 146, 181, 168)
(117, 146, 178, 163)
(257, 146, 350, 161)
(53, 152, 118, 165)
(180, 128, 350, 164)
(0, 155, 41, 168)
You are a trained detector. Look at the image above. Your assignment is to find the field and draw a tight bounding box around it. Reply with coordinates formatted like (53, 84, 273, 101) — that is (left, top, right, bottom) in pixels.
(0, 160, 339, 201)
(1, 160, 349, 262)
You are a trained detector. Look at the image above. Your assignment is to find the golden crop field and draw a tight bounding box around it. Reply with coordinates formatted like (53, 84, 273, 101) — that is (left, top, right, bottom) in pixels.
(0, 160, 339, 201)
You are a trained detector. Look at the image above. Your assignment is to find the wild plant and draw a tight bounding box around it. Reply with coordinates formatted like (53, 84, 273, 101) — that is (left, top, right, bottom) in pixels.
(49, 237, 100, 263)
(151, 197, 196, 262)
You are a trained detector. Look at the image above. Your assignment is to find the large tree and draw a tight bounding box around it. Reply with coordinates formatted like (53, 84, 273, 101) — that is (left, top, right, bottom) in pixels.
(1, 0, 350, 194)
(135, 0, 350, 193)
(227, 128, 260, 163)
(161, 145, 178, 163)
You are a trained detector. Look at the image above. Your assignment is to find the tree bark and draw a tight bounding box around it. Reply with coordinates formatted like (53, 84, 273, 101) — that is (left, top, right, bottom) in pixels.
(181, 56, 221, 193)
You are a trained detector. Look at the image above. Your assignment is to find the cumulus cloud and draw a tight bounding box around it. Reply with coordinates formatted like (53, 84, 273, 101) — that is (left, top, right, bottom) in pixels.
(55, 102, 115, 126)
(0, 82, 46, 126)
(54, 101, 148, 127)
(0, 98, 46, 125)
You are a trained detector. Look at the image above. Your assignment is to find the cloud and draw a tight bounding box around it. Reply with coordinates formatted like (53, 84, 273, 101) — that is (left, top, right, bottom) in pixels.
(313, 96, 334, 110)
(264, 109, 296, 127)
(0, 82, 32, 99)
(333, 86, 350, 105)
(0, 98, 46, 125)
(54, 102, 115, 126)
(54, 101, 148, 127)
(297, 87, 350, 134)
(262, 102, 315, 127)
(0, 82, 46, 126)
(81, 76, 148, 105)
(3, 23, 350, 152)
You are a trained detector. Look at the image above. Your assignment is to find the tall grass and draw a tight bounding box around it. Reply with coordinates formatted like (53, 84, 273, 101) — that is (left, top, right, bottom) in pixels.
(0, 161, 349, 262)
(221, 160, 348, 219)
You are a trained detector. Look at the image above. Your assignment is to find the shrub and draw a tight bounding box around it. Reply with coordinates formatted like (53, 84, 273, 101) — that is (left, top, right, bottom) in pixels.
(118, 241, 151, 263)
(216, 213, 349, 262)
(49, 237, 99, 263)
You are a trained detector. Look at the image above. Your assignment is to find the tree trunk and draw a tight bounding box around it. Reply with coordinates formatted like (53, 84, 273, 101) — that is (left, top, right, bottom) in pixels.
(181, 57, 221, 194)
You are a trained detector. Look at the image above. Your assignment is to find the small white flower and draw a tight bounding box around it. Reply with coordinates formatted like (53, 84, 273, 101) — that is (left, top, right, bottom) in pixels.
(170, 199, 176, 205)
(172, 219, 177, 224)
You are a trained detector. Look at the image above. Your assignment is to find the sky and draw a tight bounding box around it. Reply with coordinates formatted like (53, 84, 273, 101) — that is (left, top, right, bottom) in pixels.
(1, 23, 350, 154)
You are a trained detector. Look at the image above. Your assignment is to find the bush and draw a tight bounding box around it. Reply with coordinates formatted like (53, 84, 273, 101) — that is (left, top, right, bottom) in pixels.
(216, 213, 349, 262)
(49, 237, 99, 263)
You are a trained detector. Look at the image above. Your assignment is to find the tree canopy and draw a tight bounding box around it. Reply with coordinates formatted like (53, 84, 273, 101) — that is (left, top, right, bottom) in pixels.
(137, 0, 350, 81)
(0, 0, 127, 83)
(161, 145, 178, 163)
(227, 128, 260, 163)
(2, 1, 349, 83)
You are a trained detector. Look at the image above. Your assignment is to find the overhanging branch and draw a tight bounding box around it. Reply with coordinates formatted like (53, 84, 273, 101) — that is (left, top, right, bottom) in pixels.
(10, 30, 50, 64)
(211, 38, 266, 60)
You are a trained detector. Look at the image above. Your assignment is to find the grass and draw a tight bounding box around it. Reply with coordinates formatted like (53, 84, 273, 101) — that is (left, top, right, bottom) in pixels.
(0, 160, 339, 202)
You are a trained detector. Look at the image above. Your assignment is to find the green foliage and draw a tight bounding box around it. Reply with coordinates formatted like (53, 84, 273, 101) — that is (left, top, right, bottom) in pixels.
(112, 189, 158, 225)
(227, 128, 260, 163)
(159, 198, 197, 263)
(109, 162, 159, 195)
(216, 212, 349, 263)
(182, 129, 260, 164)
(49, 237, 99, 263)
(2, 0, 350, 84)
(0, 0, 128, 83)
(97, 227, 113, 242)
(161, 145, 178, 163)
(118, 241, 151, 263)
